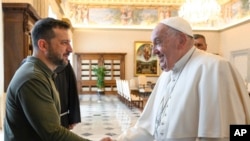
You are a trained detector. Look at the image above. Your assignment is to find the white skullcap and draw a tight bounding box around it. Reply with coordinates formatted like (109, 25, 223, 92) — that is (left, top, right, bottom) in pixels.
(160, 17, 193, 37)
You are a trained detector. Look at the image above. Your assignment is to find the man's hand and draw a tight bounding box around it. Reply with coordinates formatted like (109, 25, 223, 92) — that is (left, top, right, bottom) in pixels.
(68, 123, 77, 130)
(100, 137, 113, 141)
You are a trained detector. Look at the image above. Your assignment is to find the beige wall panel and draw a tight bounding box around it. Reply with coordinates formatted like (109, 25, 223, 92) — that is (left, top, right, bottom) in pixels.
(72, 28, 159, 82)
(193, 31, 220, 54)
(220, 21, 250, 60)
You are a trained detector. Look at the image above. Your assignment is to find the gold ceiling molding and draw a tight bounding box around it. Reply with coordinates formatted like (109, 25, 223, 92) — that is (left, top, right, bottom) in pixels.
(67, 0, 184, 6)
(67, 0, 231, 6)
(59, 0, 249, 30)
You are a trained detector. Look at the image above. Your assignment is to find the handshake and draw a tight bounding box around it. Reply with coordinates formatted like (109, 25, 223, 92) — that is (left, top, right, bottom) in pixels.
(100, 127, 154, 141)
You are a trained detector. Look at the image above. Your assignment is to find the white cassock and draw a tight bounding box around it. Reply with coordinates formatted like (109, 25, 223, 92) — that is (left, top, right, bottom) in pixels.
(117, 47, 250, 141)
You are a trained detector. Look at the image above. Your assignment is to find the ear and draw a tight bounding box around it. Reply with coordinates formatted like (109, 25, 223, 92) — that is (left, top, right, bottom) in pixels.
(177, 33, 187, 49)
(37, 39, 48, 52)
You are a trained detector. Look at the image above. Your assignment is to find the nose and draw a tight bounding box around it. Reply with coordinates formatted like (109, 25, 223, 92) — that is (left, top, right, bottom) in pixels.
(67, 44, 73, 53)
(152, 45, 159, 55)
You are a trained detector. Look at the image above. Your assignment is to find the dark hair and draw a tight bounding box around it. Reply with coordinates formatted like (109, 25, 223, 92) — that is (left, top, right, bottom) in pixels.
(31, 17, 70, 49)
(193, 34, 206, 40)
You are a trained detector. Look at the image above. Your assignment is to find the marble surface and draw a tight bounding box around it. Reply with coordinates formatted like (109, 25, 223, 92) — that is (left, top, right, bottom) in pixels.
(0, 94, 142, 141)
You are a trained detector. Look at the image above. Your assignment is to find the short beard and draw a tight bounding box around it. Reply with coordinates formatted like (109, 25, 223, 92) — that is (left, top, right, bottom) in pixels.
(47, 53, 65, 66)
(47, 44, 65, 66)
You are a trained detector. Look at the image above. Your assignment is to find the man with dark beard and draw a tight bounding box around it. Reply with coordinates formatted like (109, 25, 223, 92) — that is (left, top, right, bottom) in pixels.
(4, 17, 111, 141)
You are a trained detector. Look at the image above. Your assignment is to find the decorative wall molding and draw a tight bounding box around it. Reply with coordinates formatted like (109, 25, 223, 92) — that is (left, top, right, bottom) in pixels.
(230, 48, 250, 83)
(66, 0, 184, 6)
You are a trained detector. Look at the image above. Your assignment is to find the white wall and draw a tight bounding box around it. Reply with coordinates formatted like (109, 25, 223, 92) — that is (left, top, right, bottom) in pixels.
(220, 21, 250, 60)
(193, 31, 220, 54)
(218, 21, 250, 82)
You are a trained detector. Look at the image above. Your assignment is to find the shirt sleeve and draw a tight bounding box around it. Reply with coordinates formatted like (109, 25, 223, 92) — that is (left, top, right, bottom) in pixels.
(18, 78, 88, 141)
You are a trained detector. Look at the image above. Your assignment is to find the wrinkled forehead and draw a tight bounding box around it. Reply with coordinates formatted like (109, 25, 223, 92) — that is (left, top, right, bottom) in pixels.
(151, 23, 168, 40)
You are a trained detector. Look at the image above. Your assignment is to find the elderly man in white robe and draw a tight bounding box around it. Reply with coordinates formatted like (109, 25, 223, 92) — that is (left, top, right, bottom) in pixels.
(116, 17, 250, 141)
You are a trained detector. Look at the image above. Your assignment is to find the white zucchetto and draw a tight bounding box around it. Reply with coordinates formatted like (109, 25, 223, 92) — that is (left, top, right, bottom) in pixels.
(160, 17, 193, 37)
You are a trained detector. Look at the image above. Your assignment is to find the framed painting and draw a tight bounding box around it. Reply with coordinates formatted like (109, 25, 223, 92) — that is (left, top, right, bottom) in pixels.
(134, 41, 159, 77)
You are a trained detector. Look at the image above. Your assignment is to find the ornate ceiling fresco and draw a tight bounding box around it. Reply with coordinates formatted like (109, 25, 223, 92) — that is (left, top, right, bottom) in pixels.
(58, 0, 250, 30)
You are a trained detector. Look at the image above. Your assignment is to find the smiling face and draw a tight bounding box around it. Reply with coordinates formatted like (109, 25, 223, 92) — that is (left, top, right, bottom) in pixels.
(151, 23, 182, 71)
(151, 23, 193, 72)
(46, 28, 72, 66)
